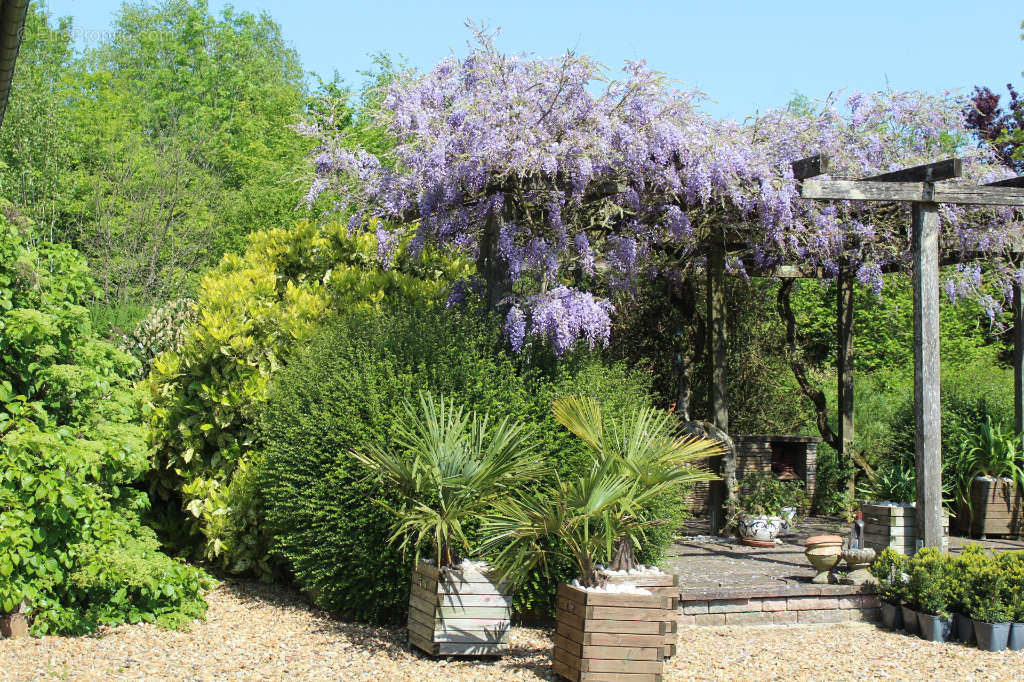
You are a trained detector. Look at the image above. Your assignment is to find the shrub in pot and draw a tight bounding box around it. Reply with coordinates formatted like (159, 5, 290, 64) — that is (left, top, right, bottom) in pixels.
(996, 551, 1024, 651)
(965, 557, 1012, 652)
(726, 473, 809, 546)
(948, 545, 987, 644)
(948, 417, 1024, 538)
(870, 549, 909, 631)
(484, 397, 719, 681)
(907, 548, 953, 641)
(353, 392, 543, 656)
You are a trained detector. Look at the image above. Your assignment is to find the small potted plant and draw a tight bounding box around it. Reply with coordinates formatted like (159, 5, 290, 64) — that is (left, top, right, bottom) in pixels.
(353, 392, 544, 657)
(948, 544, 986, 644)
(907, 548, 953, 641)
(996, 551, 1024, 651)
(870, 548, 908, 631)
(726, 473, 810, 547)
(965, 555, 1012, 652)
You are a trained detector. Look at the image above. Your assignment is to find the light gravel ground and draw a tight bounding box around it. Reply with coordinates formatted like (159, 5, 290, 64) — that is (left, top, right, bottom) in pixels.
(2, 581, 1023, 681)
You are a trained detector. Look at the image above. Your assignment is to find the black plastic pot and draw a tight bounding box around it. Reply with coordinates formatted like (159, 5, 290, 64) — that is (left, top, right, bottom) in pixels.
(917, 612, 953, 642)
(1010, 622, 1024, 652)
(974, 620, 1011, 652)
(954, 612, 975, 645)
(880, 601, 903, 631)
(901, 605, 920, 635)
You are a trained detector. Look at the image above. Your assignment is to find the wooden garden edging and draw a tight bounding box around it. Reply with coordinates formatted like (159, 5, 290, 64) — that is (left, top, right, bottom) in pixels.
(598, 571, 680, 657)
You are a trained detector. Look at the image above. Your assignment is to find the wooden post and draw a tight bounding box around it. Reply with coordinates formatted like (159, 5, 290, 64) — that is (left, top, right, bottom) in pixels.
(1014, 282, 1024, 435)
(911, 200, 944, 549)
(707, 244, 729, 533)
(837, 269, 855, 498)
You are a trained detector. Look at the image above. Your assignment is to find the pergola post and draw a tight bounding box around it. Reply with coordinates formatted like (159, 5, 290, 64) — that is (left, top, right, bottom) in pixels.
(1014, 282, 1024, 435)
(707, 243, 729, 533)
(837, 269, 855, 496)
(912, 200, 944, 549)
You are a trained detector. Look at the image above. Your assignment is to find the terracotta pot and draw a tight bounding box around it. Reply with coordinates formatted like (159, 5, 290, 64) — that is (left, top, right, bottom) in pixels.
(737, 515, 784, 543)
(803, 536, 842, 572)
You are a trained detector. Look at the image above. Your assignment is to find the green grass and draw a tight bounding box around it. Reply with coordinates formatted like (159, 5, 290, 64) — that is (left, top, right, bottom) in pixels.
(87, 302, 150, 340)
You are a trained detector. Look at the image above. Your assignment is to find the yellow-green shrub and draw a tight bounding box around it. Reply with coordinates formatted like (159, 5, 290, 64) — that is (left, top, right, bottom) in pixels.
(144, 220, 468, 576)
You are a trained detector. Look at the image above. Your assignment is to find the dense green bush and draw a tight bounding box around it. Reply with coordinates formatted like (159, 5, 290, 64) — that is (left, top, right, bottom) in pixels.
(0, 205, 212, 634)
(258, 305, 670, 624)
(144, 220, 467, 576)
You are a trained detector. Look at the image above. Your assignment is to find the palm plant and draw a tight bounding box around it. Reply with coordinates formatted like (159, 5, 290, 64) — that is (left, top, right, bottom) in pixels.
(481, 456, 644, 588)
(351, 391, 543, 568)
(481, 397, 721, 587)
(551, 396, 722, 571)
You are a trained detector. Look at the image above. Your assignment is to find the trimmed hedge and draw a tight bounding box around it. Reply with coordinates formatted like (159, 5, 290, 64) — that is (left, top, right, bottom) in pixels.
(257, 305, 676, 624)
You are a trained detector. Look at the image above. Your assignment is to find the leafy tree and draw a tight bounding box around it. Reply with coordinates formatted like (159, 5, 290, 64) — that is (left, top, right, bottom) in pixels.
(0, 203, 212, 634)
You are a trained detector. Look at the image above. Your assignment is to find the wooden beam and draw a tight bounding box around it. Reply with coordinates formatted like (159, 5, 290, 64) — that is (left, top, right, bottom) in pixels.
(865, 158, 962, 183)
(1015, 283, 1024, 435)
(837, 270, 855, 486)
(985, 176, 1024, 188)
(801, 180, 1024, 206)
(912, 200, 944, 550)
(791, 154, 829, 180)
(706, 244, 729, 535)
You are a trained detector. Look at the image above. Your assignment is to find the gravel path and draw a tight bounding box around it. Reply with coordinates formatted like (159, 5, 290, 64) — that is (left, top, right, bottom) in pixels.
(3, 581, 1023, 681)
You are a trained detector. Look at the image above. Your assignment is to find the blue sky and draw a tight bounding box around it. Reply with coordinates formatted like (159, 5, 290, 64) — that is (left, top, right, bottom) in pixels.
(47, 0, 1024, 120)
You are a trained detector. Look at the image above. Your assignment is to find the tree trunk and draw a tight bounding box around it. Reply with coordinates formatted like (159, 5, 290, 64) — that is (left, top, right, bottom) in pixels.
(608, 535, 637, 572)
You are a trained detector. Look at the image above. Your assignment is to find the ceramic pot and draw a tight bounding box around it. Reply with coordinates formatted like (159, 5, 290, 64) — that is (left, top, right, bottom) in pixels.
(917, 612, 952, 642)
(953, 612, 975, 645)
(974, 620, 1011, 652)
(737, 515, 784, 543)
(804, 535, 842, 584)
(901, 606, 920, 635)
(880, 601, 903, 631)
(1009, 622, 1024, 651)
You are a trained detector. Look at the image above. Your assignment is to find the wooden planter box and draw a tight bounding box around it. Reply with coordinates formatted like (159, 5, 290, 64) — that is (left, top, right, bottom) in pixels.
(407, 561, 511, 657)
(861, 503, 948, 555)
(959, 477, 1022, 537)
(598, 570, 679, 658)
(553, 583, 669, 682)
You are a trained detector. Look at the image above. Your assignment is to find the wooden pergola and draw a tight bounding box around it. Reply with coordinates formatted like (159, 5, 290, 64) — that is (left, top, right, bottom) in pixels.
(703, 155, 1024, 548)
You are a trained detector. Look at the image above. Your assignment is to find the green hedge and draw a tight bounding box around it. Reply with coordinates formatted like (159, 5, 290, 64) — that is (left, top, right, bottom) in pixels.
(257, 305, 675, 624)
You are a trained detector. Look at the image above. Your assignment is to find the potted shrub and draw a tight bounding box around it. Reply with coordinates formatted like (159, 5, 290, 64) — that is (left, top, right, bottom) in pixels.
(964, 554, 1012, 652)
(870, 548, 908, 631)
(949, 418, 1024, 538)
(484, 398, 720, 682)
(907, 548, 953, 641)
(552, 396, 721, 659)
(996, 551, 1024, 651)
(948, 544, 986, 644)
(726, 473, 810, 547)
(353, 392, 543, 657)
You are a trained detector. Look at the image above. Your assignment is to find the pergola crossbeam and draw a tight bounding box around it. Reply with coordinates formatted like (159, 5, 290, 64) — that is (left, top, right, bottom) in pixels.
(801, 180, 1024, 206)
(986, 176, 1024, 188)
(865, 158, 962, 183)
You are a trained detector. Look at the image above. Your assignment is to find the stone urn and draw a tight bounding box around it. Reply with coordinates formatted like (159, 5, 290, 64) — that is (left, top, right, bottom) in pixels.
(840, 547, 877, 586)
(737, 514, 785, 547)
(804, 535, 843, 584)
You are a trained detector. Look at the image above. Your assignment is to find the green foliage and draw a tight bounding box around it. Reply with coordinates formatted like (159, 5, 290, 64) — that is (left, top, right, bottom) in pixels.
(484, 396, 718, 587)
(0, 205, 212, 634)
(948, 417, 1024, 518)
(995, 551, 1024, 621)
(907, 547, 952, 616)
(257, 305, 661, 623)
(727, 473, 810, 526)
(870, 548, 910, 605)
(352, 392, 544, 568)
(119, 298, 197, 376)
(145, 221, 467, 577)
(964, 551, 1012, 623)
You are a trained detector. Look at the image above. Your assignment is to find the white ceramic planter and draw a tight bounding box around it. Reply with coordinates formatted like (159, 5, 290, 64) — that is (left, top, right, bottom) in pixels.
(737, 515, 784, 543)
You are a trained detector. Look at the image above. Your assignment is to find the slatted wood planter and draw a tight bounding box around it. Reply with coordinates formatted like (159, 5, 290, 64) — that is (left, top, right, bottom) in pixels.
(407, 561, 511, 657)
(861, 503, 948, 555)
(553, 583, 668, 682)
(959, 477, 1022, 537)
(598, 571, 679, 658)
